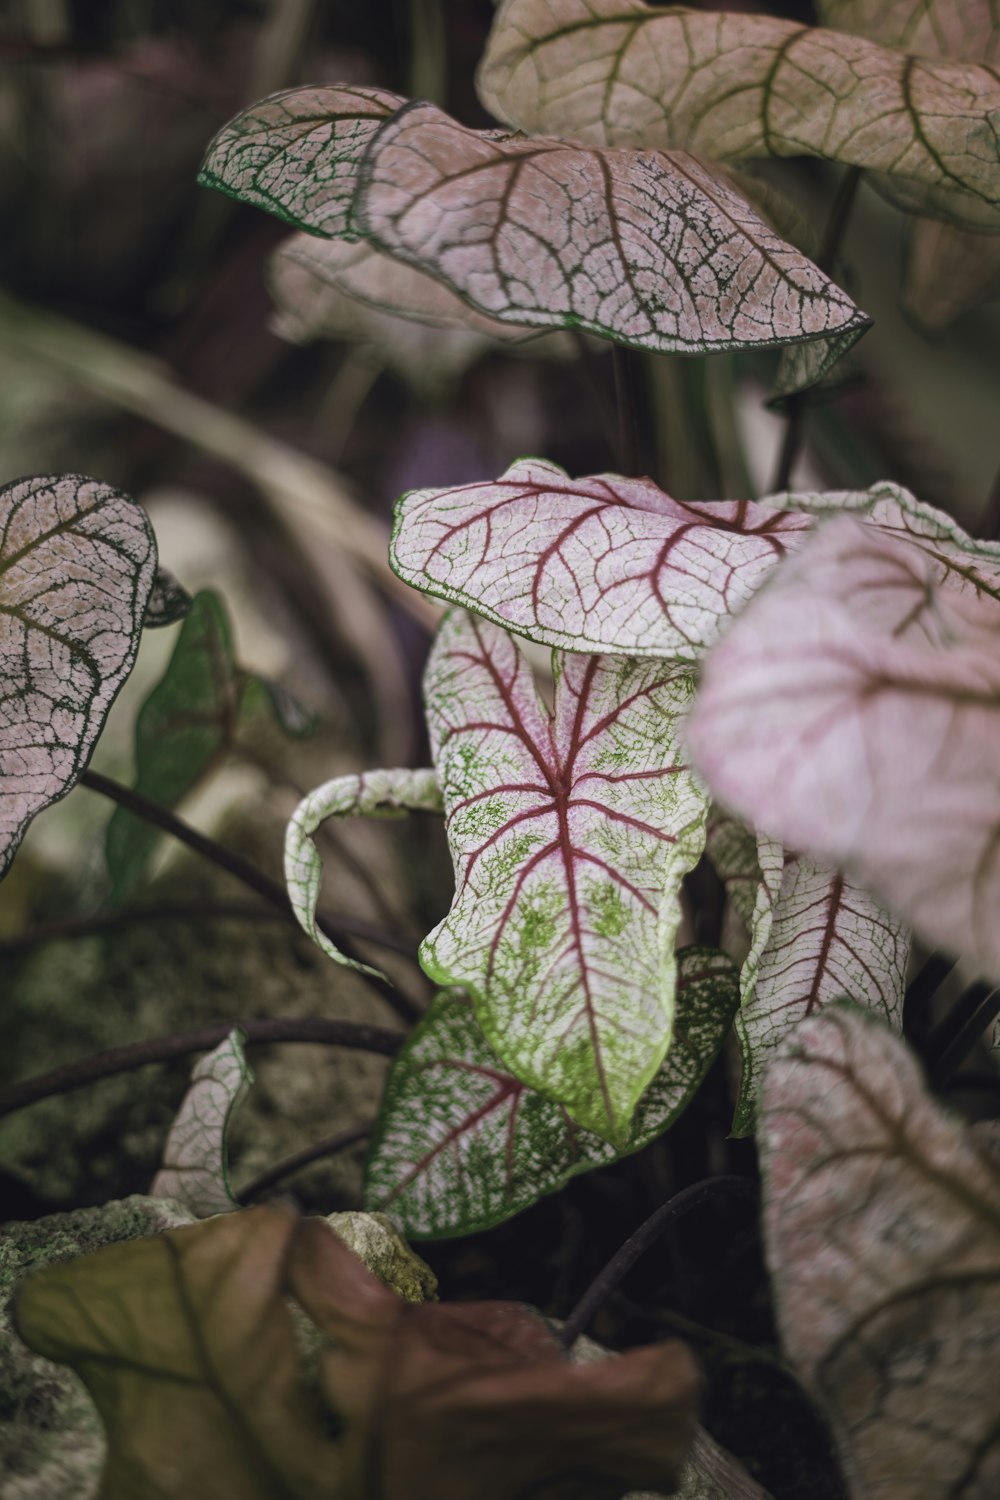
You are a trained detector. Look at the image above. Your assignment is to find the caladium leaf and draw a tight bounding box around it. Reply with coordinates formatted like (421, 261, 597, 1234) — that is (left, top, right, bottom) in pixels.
(144, 567, 192, 628)
(900, 215, 1000, 332)
(817, 0, 1000, 65)
(479, 0, 1000, 230)
(420, 610, 709, 1142)
(14, 1204, 700, 1500)
(355, 101, 869, 365)
(760, 1006, 1000, 1498)
(285, 767, 443, 977)
(686, 515, 1000, 979)
(0, 473, 156, 881)
(150, 1029, 253, 1217)
(198, 84, 405, 237)
(366, 949, 738, 1238)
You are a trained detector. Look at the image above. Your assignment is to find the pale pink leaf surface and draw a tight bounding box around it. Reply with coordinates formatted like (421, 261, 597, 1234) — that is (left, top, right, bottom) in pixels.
(355, 101, 869, 361)
(198, 85, 404, 237)
(479, 0, 1000, 229)
(0, 473, 157, 879)
(686, 516, 1000, 978)
(285, 768, 443, 978)
(761, 1006, 1000, 1498)
(900, 215, 1000, 332)
(817, 0, 1000, 65)
(421, 610, 709, 1141)
(151, 1029, 253, 1218)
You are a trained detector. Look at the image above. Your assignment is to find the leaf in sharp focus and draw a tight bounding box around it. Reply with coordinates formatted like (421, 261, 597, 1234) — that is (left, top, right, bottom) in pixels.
(150, 1029, 253, 1217)
(478, 0, 1000, 230)
(355, 101, 870, 364)
(285, 767, 443, 975)
(365, 948, 739, 1238)
(420, 610, 709, 1142)
(144, 567, 192, 628)
(816, 0, 1000, 64)
(0, 473, 157, 881)
(198, 84, 405, 236)
(760, 1006, 1000, 1498)
(685, 515, 1000, 979)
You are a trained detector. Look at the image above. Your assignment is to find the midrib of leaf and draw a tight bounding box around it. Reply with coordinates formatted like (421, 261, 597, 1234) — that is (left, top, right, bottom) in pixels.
(803, 870, 845, 1018)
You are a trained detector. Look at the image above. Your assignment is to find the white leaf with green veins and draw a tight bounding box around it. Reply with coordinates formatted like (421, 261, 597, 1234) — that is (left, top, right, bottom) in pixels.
(817, 0, 1000, 64)
(151, 1030, 253, 1217)
(479, 0, 1000, 229)
(285, 767, 443, 976)
(420, 610, 709, 1143)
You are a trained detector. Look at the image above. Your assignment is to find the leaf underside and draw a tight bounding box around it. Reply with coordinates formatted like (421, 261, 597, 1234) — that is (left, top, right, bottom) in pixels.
(144, 567, 192, 628)
(151, 1029, 253, 1217)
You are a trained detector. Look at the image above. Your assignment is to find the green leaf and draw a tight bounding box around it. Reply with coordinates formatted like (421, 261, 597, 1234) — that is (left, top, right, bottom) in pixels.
(420, 610, 709, 1143)
(366, 948, 738, 1238)
(479, 0, 1000, 230)
(150, 1029, 254, 1217)
(198, 84, 405, 236)
(285, 767, 444, 976)
(0, 473, 157, 881)
(144, 567, 192, 628)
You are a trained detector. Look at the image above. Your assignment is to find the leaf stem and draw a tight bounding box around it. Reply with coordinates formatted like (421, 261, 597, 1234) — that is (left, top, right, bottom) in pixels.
(928, 981, 1000, 1087)
(0, 1022, 401, 1122)
(237, 1121, 375, 1202)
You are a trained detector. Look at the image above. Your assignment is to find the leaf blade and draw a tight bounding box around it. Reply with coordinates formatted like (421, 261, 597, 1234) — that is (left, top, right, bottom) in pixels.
(151, 1029, 254, 1217)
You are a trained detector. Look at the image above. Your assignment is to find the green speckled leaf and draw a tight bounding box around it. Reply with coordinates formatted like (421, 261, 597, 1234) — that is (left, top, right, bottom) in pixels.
(365, 948, 738, 1238)
(151, 1030, 253, 1217)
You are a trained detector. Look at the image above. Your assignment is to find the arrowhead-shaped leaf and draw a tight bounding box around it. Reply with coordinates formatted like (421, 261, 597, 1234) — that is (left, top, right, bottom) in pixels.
(479, 0, 1000, 229)
(686, 515, 1000, 978)
(366, 949, 738, 1238)
(150, 1029, 253, 1217)
(760, 1006, 1000, 1498)
(817, 0, 1000, 64)
(144, 567, 192, 628)
(355, 100, 869, 363)
(421, 610, 709, 1142)
(0, 473, 156, 880)
(198, 84, 405, 236)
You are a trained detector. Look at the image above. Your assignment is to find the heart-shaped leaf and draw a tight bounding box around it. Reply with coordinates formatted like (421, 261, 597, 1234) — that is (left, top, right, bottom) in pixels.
(151, 1029, 253, 1217)
(479, 0, 1000, 229)
(760, 1006, 1000, 1498)
(366, 949, 738, 1238)
(355, 100, 869, 364)
(686, 515, 1000, 978)
(198, 84, 405, 236)
(420, 610, 709, 1142)
(0, 473, 156, 880)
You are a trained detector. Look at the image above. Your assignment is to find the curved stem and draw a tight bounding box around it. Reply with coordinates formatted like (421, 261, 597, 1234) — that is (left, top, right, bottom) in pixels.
(928, 982, 1000, 1087)
(238, 1121, 375, 1203)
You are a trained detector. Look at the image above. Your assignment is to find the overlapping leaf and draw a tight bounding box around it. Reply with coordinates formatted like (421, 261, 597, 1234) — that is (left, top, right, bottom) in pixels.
(0, 473, 156, 880)
(479, 0, 1000, 229)
(686, 516, 1000, 978)
(420, 610, 708, 1142)
(366, 949, 738, 1238)
(818, 0, 1000, 66)
(760, 1007, 1000, 1498)
(144, 567, 192, 628)
(355, 100, 869, 362)
(151, 1029, 253, 1217)
(198, 84, 404, 236)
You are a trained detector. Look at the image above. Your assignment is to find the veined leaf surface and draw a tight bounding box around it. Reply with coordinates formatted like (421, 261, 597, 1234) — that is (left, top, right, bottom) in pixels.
(366, 949, 738, 1238)
(686, 516, 1000, 978)
(198, 84, 404, 237)
(144, 567, 192, 628)
(761, 1007, 1000, 1498)
(356, 101, 869, 361)
(421, 610, 709, 1141)
(151, 1030, 253, 1217)
(479, 0, 1000, 229)
(0, 473, 156, 880)
(818, 0, 1000, 65)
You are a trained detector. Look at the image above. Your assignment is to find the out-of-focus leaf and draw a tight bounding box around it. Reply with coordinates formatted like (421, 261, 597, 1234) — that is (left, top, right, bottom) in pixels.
(760, 1006, 1000, 1498)
(0, 473, 156, 880)
(478, 0, 1000, 229)
(150, 1030, 253, 1217)
(15, 1205, 700, 1500)
(198, 85, 404, 237)
(356, 101, 869, 367)
(239, 675, 317, 740)
(365, 949, 738, 1237)
(817, 0, 1000, 64)
(144, 568, 192, 629)
(900, 216, 1000, 331)
(421, 610, 708, 1142)
(285, 767, 443, 976)
(686, 516, 1000, 978)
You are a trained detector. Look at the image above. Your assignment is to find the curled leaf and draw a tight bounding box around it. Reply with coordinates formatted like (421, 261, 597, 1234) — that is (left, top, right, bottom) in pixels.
(144, 567, 192, 628)
(151, 1029, 253, 1217)
(0, 473, 156, 880)
(817, 0, 1000, 65)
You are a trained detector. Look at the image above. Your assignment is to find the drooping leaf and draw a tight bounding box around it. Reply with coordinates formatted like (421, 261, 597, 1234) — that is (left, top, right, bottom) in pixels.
(479, 0, 1000, 229)
(420, 610, 709, 1141)
(760, 1006, 1000, 1498)
(0, 473, 157, 880)
(366, 948, 738, 1237)
(144, 567, 192, 628)
(150, 1029, 253, 1217)
(817, 0, 1000, 65)
(285, 767, 443, 976)
(686, 515, 1000, 978)
(355, 101, 869, 366)
(198, 84, 405, 237)
(15, 1205, 700, 1500)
